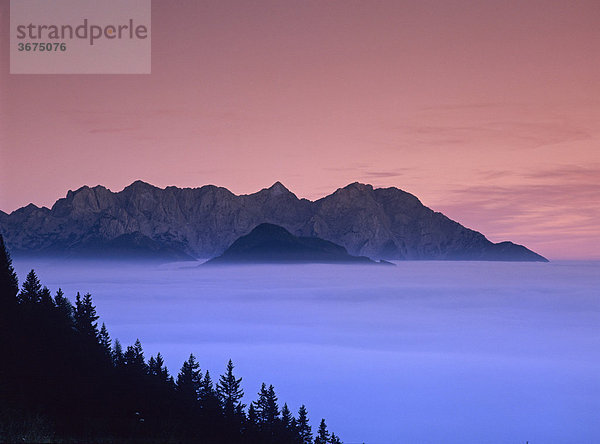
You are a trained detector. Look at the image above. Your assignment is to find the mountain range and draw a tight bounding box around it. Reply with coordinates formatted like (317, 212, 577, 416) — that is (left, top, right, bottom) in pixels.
(0, 181, 548, 262)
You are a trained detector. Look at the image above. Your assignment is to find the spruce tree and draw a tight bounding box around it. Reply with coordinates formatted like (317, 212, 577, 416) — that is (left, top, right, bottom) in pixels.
(266, 384, 279, 422)
(0, 234, 19, 309)
(0, 234, 17, 368)
(74, 292, 99, 340)
(199, 370, 220, 412)
(18, 269, 42, 304)
(248, 402, 258, 424)
(148, 356, 157, 374)
(176, 353, 201, 403)
(330, 432, 342, 444)
(255, 382, 280, 440)
(314, 419, 330, 444)
(54, 288, 74, 325)
(124, 339, 146, 374)
(216, 359, 245, 418)
(40, 286, 53, 308)
(296, 405, 312, 444)
(148, 352, 170, 383)
(112, 339, 125, 367)
(281, 403, 293, 430)
(280, 402, 296, 442)
(98, 323, 111, 356)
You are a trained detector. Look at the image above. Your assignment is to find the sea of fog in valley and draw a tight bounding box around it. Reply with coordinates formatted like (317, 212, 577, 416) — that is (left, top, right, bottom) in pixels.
(12, 259, 600, 444)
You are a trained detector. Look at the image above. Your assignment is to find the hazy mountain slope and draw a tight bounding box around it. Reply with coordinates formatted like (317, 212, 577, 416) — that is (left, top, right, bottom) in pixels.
(0, 181, 548, 261)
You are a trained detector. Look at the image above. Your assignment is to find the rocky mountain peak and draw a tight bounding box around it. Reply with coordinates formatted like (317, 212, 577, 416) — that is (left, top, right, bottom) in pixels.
(263, 181, 293, 197)
(12, 203, 42, 214)
(122, 180, 158, 193)
(332, 182, 375, 198)
(0, 180, 548, 262)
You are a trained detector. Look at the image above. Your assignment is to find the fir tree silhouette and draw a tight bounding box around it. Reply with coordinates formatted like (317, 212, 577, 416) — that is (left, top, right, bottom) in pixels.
(74, 292, 99, 340)
(98, 323, 112, 357)
(0, 234, 18, 309)
(112, 338, 125, 367)
(217, 359, 245, 419)
(53, 288, 74, 325)
(330, 432, 343, 444)
(176, 353, 201, 403)
(18, 270, 42, 305)
(314, 418, 330, 444)
(124, 338, 147, 374)
(296, 404, 313, 444)
(148, 352, 170, 384)
(0, 242, 345, 443)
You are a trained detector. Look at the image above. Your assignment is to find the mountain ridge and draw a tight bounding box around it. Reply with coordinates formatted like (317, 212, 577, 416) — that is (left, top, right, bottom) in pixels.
(0, 181, 548, 262)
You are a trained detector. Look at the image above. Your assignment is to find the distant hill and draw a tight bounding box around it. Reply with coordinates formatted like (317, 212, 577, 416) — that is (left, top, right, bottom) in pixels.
(205, 223, 380, 265)
(0, 181, 548, 262)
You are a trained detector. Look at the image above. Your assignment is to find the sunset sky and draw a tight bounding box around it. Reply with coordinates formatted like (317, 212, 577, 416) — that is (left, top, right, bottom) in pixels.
(1, 0, 598, 259)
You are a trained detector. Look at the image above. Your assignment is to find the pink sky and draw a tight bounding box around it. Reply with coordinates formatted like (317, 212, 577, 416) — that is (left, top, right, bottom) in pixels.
(1, 0, 599, 259)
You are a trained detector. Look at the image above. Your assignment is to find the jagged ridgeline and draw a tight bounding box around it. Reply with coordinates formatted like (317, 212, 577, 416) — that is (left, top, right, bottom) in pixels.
(0, 181, 547, 262)
(0, 236, 342, 443)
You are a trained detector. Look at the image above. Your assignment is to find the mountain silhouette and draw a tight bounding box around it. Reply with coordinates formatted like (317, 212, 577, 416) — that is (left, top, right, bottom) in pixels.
(0, 181, 548, 262)
(205, 223, 381, 265)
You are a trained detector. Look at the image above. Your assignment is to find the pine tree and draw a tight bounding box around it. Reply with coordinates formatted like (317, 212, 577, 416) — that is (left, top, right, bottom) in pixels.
(199, 370, 220, 411)
(217, 359, 245, 419)
(281, 403, 293, 430)
(176, 353, 201, 403)
(18, 269, 42, 304)
(98, 323, 111, 356)
(148, 352, 170, 383)
(39, 286, 53, 308)
(314, 419, 330, 444)
(54, 288, 74, 325)
(0, 234, 18, 360)
(248, 402, 258, 424)
(0, 235, 19, 309)
(244, 401, 260, 442)
(124, 339, 146, 374)
(330, 432, 342, 444)
(74, 292, 99, 340)
(264, 384, 279, 423)
(148, 356, 157, 374)
(255, 382, 280, 438)
(112, 338, 125, 367)
(280, 402, 296, 442)
(296, 405, 312, 444)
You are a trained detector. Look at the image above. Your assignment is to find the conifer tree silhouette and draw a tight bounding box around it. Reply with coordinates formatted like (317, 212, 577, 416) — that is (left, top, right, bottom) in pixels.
(53, 288, 74, 325)
(0, 241, 345, 443)
(255, 383, 280, 441)
(98, 323, 112, 356)
(217, 359, 245, 419)
(199, 369, 219, 410)
(74, 292, 99, 340)
(296, 404, 313, 444)
(314, 418, 330, 444)
(330, 431, 343, 444)
(112, 338, 125, 367)
(176, 353, 201, 403)
(18, 270, 42, 304)
(148, 352, 170, 383)
(124, 339, 147, 374)
(281, 403, 293, 429)
(0, 234, 18, 309)
(39, 286, 53, 308)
